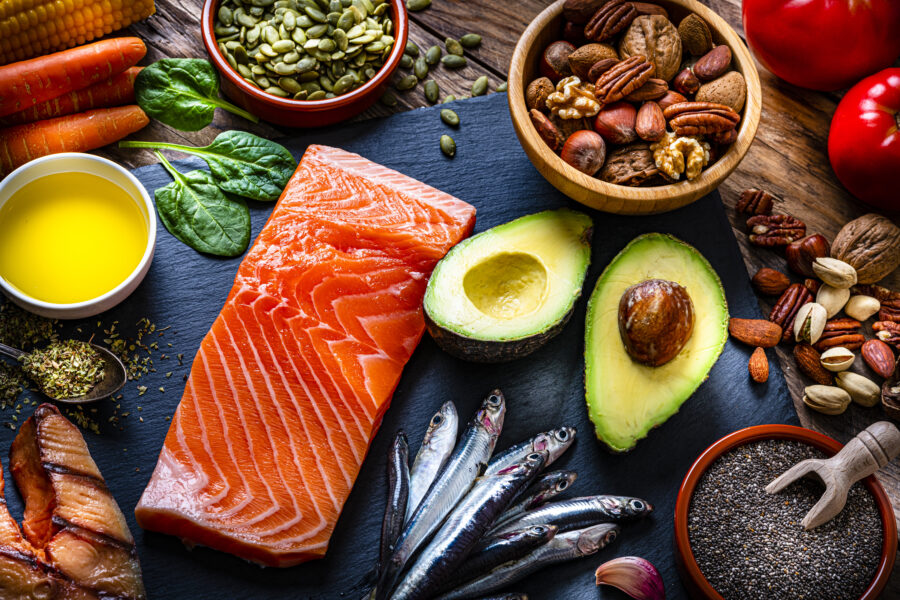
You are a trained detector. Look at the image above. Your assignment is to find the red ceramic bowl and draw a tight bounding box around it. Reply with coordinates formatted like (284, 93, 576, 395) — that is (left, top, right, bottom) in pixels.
(201, 0, 408, 127)
(674, 424, 897, 600)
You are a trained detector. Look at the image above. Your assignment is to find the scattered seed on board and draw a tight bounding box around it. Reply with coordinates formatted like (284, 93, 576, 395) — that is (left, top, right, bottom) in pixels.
(380, 91, 398, 106)
(440, 134, 456, 157)
(400, 54, 414, 69)
(471, 75, 488, 96)
(424, 80, 439, 103)
(405, 40, 419, 56)
(442, 94, 456, 103)
(395, 74, 418, 90)
(440, 108, 459, 126)
(441, 54, 466, 69)
(414, 56, 429, 79)
(459, 33, 482, 48)
(445, 37, 464, 56)
(496, 81, 508, 92)
(406, 0, 431, 11)
(425, 45, 442, 66)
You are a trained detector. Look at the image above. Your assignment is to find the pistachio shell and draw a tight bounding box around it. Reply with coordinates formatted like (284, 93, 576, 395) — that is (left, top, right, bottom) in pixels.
(819, 347, 855, 372)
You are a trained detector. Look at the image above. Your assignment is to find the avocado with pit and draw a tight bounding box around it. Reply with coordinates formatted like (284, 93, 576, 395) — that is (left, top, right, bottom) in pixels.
(424, 209, 593, 362)
(585, 233, 728, 452)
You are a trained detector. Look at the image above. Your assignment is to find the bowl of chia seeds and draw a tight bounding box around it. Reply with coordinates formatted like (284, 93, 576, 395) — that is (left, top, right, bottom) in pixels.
(674, 424, 897, 600)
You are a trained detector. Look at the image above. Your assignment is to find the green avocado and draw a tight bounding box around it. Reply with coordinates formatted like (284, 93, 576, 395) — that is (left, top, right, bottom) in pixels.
(424, 209, 593, 363)
(585, 234, 728, 452)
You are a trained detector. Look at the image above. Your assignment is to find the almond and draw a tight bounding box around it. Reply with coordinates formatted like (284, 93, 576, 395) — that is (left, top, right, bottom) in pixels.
(751, 267, 790, 296)
(794, 344, 834, 386)
(749, 347, 768, 383)
(693, 45, 732, 81)
(635, 101, 665, 142)
(728, 318, 782, 348)
(861, 338, 895, 379)
(696, 70, 746, 113)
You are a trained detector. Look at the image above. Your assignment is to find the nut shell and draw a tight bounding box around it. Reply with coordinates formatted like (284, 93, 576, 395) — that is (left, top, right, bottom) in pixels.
(618, 15, 682, 82)
(677, 14, 713, 56)
(568, 43, 619, 80)
(816, 284, 850, 319)
(593, 101, 637, 144)
(598, 143, 660, 185)
(812, 257, 857, 289)
(845, 295, 881, 322)
(618, 278, 694, 366)
(831, 214, 900, 284)
(541, 41, 576, 81)
(836, 371, 880, 406)
(803, 384, 851, 415)
(526, 77, 556, 111)
(693, 45, 732, 81)
(820, 347, 855, 372)
(696, 70, 746, 113)
(560, 130, 607, 175)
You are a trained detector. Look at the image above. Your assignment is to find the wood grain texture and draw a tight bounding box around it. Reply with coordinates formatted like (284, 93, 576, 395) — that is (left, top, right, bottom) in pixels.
(99, 0, 900, 592)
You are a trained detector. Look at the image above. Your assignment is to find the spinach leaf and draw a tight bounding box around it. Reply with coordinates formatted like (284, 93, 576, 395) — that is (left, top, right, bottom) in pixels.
(135, 59, 259, 131)
(121, 131, 296, 201)
(153, 152, 250, 257)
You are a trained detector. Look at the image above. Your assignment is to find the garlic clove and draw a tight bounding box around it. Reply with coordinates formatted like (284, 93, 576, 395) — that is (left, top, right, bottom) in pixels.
(595, 556, 665, 600)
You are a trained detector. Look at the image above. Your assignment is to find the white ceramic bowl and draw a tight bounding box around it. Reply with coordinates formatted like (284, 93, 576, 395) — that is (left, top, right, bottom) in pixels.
(0, 153, 156, 319)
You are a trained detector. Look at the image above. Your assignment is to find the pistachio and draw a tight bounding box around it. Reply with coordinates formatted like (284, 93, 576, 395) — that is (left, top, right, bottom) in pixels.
(471, 75, 488, 96)
(812, 257, 858, 289)
(819, 347, 855, 372)
(835, 371, 881, 407)
(440, 134, 456, 157)
(816, 284, 850, 319)
(802, 384, 851, 415)
(794, 302, 827, 345)
(440, 108, 459, 126)
(844, 295, 880, 322)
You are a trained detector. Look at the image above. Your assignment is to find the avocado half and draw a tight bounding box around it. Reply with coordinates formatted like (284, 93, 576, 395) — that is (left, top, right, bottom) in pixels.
(424, 208, 593, 363)
(585, 234, 728, 452)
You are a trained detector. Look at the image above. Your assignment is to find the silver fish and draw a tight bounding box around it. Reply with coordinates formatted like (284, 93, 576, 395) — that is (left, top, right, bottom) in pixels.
(484, 427, 575, 476)
(493, 470, 577, 529)
(471, 595, 528, 600)
(375, 390, 506, 600)
(407, 401, 458, 522)
(389, 452, 547, 600)
(435, 523, 620, 600)
(490, 495, 652, 536)
(378, 432, 410, 573)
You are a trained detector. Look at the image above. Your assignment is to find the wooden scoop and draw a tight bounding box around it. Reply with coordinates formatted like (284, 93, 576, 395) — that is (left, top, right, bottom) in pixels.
(766, 421, 900, 530)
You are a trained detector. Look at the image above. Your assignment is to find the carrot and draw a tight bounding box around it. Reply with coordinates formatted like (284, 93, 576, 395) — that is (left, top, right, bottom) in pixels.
(0, 105, 149, 176)
(0, 38, 146, 119)
(0, 67, 144, 127)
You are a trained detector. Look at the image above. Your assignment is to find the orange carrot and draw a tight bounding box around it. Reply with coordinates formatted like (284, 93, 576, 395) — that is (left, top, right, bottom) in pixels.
(0, 105, 149, 176)
(0, 38, 146, 119)
(0, 67, 144, 127)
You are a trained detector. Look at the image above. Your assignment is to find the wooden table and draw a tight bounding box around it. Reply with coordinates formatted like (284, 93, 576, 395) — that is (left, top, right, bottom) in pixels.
(111, 0, 900, 593)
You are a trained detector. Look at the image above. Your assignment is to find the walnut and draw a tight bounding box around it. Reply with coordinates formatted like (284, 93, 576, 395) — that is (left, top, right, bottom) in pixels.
(618, 15, 682, 82)
(831, 214, 900, 284)
(598, 143, 660, 186)
(650, 131, 710, 180)
(546, 76, 601, 119)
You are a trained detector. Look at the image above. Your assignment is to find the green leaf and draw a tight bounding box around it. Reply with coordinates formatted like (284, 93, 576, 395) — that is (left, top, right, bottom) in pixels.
(135, 59, 259, 131)
(154, 153, 251, 257)
(121, 132, 296, 201)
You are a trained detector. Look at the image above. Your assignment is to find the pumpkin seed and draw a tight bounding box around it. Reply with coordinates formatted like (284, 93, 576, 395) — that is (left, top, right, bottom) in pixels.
(424, 44, 441, 65)
(337, 9, 356, 30)
(441, 54, 466, 69)
(259, 43, 279, 57)
(440, 134, 456, 157)
(234, 45, 251, 64)
(300, 81, 322, 93)
(496, 81, 508, 92)
(236, 11, 258, 27)
(278, 76, 303, 93)
(413, 56, 428, 79)
(330, 0, 342, 11)
(273, 39, 295, 52)
(381, 91, 398, 106)
(237, 63, 253, 78)
(214, 24, 240, 36)
(400, 54, 413, 69)
(406, 0, 430, 11)
(249, 6, 265, 16)
(252, 64, 267, 75)
(244, 76, 261, 88)
(225, 52, 239, 70)
(264, 24, 280, 45)
(283, 10, 297, 29)
(307, 23, 328, 37)
(283, 50, 301, 63)
(273, 61, 298, 74)
(440, 108, 459, 126)
(299, 70, 320, 81)
(471, 75, 488, 96)
(218, 5, 235, 26)
(333, 74, 356, 94)
(305, 5, 327, 21)
(255, 75, 272, 87)
(424, 79, 439, 103)
(445, 37, 464, 56)
(442, 94, 456, 103)
(404, 40, 419, 56)
(459, 33, 481, 48)
(308, 90, 328, 100)
(293, 90, 309, 100)
(395, 74, 418, 90)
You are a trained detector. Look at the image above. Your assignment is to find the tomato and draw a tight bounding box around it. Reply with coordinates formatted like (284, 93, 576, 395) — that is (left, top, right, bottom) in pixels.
(828, 68, 900, 210)
(742, 0, 900, 91)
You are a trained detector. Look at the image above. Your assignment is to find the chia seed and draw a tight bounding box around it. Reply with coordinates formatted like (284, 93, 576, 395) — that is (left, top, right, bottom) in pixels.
(688, 439, 882, 600)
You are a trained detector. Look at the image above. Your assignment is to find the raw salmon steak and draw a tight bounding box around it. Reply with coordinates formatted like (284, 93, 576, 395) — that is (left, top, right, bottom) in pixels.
(136, 145, 476, 567)
(0, 403, 146, 599)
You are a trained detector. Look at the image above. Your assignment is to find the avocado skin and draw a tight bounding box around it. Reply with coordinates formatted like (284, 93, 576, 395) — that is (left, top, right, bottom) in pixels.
(425, 306, 575, 363)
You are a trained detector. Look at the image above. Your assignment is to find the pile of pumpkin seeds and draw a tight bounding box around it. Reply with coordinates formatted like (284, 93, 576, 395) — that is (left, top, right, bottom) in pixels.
(214, 0, 397, 100)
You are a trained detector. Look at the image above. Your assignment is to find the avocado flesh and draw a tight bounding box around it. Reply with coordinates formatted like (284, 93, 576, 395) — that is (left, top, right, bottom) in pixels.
(425, 209, 592, 362)
(585, 234, 728, 452)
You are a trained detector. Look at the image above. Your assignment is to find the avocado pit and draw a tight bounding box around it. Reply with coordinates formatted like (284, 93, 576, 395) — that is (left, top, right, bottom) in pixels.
(618, 278, 695, 367)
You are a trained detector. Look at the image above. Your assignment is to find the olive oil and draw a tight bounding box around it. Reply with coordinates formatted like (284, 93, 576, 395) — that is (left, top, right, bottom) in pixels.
(0, 172, 148, 304)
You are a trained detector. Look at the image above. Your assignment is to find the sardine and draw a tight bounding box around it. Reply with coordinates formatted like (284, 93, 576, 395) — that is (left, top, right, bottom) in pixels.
(490, 495, 652, 536)
(407, 401, 458, 522)
(438, 525, 557, 594)
(493, 470, 577, 528)
(435, 523, 620, 600)
(375, 390, 506, 600)
(472, 596, 528, 600)
(378, 432, 409, 573)
(389, 452, 547, 600)
(485, 427, 575, 476)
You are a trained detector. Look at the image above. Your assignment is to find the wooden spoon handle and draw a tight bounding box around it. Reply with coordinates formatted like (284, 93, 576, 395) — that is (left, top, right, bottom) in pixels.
(830, 421, 900, 485)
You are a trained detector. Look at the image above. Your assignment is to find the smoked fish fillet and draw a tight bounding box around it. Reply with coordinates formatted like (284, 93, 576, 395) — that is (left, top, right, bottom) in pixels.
(136, 145, 476, 567)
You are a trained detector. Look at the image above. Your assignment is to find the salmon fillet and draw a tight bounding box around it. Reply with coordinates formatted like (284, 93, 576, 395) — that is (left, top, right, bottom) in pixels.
(136, 145, 476, 567)
(0, 403, 145, 599)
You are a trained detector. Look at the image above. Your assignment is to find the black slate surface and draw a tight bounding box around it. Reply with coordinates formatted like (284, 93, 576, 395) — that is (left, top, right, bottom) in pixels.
(0, 93, 798, 599)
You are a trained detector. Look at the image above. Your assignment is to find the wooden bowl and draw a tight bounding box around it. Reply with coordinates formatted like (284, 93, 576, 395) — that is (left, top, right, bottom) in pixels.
(508, 0, 762, 214)
(201, 0, 407, 128)
(674, 424, 897, 600)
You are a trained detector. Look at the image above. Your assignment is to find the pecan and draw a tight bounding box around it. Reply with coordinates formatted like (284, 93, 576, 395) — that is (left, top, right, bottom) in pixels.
(584, 0, 638, 42)
(794, 344, 834, 386)
(769, 283, 813, 342)
(813, 317, 864, 352)
(736, 188, 776, 215)
(874, 321, 900, 350)
(803, 278, 821, 295)
(663, 101, 740, 136)
(746, 214, 807, 247)
(710, 128, 738, 145)
(594, 56, 654, 106)
(530, 109, 564, 152)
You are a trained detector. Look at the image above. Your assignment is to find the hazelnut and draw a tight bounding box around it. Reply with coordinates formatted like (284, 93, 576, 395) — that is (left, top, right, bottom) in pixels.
(541, 41, 576, 81)
(673, 67, 700, 96)
(560, 130, 607, 175)
(526, 77, 556, 111)
(785, 234, 830, 277)
(568, 43, 619, 80)
(618, 279, 694, 366)
(657, 90, 687, 110)
(593, 101, 637, 144)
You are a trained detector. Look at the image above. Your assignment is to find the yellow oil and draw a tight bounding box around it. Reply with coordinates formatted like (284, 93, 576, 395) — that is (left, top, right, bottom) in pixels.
(0, 171, 148, 304)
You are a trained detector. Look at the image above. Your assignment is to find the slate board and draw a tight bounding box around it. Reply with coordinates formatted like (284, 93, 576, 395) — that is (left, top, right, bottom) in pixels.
(0, 93, 798, 599)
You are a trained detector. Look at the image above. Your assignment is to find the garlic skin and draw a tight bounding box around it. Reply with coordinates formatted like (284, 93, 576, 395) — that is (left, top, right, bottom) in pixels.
(595, 556, 665, 600)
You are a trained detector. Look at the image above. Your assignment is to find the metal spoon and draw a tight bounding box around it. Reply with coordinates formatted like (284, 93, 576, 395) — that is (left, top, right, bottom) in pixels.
(0, 341, 126, 403)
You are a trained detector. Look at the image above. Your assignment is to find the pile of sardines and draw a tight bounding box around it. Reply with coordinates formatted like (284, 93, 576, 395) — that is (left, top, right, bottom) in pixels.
(368, 389, 653, 600)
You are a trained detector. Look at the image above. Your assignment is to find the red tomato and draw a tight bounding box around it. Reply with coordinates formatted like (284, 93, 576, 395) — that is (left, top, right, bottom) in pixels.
(742, 0, 900, 91)
(828, 68, 900, 209)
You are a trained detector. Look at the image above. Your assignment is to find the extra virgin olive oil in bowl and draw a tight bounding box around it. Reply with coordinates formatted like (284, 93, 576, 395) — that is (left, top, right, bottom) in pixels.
(0, 154, 156, 319)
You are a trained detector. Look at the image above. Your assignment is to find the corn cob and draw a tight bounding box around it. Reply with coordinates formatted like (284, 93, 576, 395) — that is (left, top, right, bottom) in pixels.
(0, 0, 155, 65)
